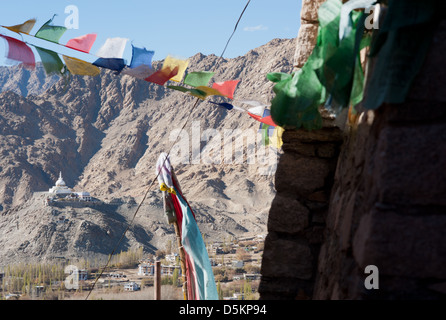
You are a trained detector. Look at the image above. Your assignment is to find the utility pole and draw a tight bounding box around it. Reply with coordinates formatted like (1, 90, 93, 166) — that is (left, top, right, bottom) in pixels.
(154, 260, 161, 300)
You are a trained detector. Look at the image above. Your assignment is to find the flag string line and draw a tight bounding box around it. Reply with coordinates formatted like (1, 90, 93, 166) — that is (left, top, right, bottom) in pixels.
(84, 0, 251, 300)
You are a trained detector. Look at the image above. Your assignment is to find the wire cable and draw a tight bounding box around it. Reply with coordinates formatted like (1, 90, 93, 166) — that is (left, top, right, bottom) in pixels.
(84, 0, 251, 300)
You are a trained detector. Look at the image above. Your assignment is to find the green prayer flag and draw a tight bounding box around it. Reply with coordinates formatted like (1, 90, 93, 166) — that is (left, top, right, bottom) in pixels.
(268, 0, 367, 130)
(35, 47, 65, 76)
(35, 17, 67, 43)
(364, 0, 439, 110)
(184, 71, 215, 87)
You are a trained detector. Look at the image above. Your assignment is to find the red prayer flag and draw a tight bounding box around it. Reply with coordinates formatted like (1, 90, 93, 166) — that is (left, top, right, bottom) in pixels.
(145, 66, 179, 86)
(248, 112, 277, 127)
(66, 33, 97, 53)
(212, 80, 240, 99)
(0, 35, 35, 69)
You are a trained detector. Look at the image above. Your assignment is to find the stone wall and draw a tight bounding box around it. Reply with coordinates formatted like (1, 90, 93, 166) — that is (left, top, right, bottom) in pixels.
(260, 1, 446, 300)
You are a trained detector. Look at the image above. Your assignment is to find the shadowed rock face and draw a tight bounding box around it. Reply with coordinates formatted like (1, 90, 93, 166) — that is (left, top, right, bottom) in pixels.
(0, 38, 296, 265)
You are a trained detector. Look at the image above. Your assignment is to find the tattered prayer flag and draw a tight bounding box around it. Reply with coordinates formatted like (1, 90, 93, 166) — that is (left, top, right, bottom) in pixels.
(96, 37, 128, 58)
(145, 66, 179, 85)
(212, 80, 239, 99)
(66, 33, 97, 53)
(0, 35, 35, 69)
(93, 58, 126, 72)
(63, 56, 100, 76)
(4, 19, 36, 34)
(167, 85, 191, 94)
(130, 45, 154, 69)
(35, 47, 65, 75)
(184, 71, 215, 87)
(162, 55, 189, 82)
(35, 18, 67, 43)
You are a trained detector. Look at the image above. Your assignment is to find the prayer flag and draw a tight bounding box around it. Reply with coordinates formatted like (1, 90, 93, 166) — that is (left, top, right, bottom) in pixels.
(0, 35, 35, 69)
(96, 37, 128, 58)
(248, 112, 277, 127)
(4, 19, 36, 34)
(66, 33, 97, 53)
(190, 86, 223, 100)
(184, 71, 215, 87)
(177, 190, 218, 300)
(129, 45, 154, 69)
(145, 66, 179, 85)
(35, 47, 65, 75)
(63, 56, 100, 76)
(212, 80, 239, 99)
(162, 55, 189, 82)
(209, 101, 234, 111)
(35, 18, 67, 43)
(93, 58, 126, 72)
(122, 65, 153, 79)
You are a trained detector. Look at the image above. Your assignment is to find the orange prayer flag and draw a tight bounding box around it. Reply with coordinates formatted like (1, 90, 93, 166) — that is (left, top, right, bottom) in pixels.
(4, 19, 36, 34)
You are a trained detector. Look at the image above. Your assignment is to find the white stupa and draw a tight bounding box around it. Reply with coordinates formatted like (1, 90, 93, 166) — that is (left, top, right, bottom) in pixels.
(48, 172, 73, 196)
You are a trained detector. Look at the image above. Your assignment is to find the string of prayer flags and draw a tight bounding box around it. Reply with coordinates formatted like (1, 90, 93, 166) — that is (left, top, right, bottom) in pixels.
(145, 66, 179, 85)
(212, 80, 239, 99)
(66, 33, 97, 53)
(162, 55, 189, 82)
(184, 71, 215, 87)
(3, 19, 36, 35)
(0, 35, 35, 69)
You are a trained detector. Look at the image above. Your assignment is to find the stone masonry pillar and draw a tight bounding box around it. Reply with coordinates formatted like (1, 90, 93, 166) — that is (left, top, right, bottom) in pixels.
(259, 0, 343, 299)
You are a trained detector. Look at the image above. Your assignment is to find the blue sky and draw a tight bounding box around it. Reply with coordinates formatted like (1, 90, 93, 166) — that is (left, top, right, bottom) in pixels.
(0, 0, 302, 66)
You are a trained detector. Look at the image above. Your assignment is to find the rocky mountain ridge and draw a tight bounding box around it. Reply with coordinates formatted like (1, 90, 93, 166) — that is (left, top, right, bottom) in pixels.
(0, 38, 295, 265)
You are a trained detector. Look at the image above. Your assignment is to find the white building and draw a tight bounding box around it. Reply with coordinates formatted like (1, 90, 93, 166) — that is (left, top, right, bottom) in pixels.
(48, 172, 73, 196)
(124, 282, 140, 291)
(46, 172, 93, 203)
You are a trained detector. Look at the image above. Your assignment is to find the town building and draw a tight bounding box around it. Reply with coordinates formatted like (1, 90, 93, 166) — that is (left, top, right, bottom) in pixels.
(124, 282, 140, 291)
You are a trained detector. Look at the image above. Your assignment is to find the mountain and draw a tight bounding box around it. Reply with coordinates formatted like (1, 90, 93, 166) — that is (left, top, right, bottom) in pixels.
(0, 38, 295, 265)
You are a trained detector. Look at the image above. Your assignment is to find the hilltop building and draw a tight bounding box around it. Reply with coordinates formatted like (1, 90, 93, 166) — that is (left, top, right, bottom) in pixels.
(45, 172, 92, 205)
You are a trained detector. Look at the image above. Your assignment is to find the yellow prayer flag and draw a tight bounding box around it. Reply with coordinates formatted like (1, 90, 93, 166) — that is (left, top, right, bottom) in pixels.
(63, 56, 100, 76)
(271, 126, 284, 149)
(4, 19, 36, 34)
(162, 55, 189, 82)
